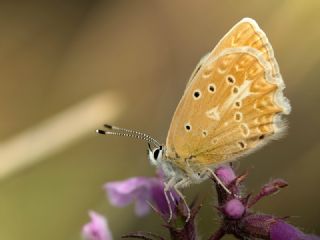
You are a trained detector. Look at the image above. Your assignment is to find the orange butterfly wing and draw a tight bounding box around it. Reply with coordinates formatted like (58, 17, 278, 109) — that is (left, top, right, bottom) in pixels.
(165, 18, 290, 169)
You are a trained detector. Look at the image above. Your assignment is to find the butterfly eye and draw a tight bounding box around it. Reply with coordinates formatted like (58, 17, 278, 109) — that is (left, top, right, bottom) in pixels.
(152, 149, 160, 160)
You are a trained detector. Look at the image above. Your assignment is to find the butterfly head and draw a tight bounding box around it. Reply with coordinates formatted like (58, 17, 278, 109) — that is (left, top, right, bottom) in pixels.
(96, 124, 168, 167)
(147, 143, 185, 182)
(148, 143, 166, 166)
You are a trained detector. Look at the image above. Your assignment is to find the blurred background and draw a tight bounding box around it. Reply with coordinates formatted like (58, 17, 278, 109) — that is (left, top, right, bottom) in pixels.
(0, 1, 319, 239)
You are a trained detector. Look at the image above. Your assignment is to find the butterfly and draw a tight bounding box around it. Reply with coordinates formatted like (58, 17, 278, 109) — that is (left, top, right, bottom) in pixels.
(97, 18, 291, 221)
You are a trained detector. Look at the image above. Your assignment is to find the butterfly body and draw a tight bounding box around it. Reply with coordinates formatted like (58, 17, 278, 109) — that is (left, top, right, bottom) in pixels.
(149, 145, 207, 185)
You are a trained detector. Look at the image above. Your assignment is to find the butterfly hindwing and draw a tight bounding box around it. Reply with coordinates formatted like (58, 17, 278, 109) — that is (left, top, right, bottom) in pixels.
(165, 18, 291, 168)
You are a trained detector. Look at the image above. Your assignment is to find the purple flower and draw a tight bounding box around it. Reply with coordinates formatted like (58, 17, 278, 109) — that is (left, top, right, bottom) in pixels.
(261, 179, 288, 196)
(215, 165, 237, 185)
(223, 199, 245, 219)
(248, 179, 288, 208)
(214, 165, 241, 203)
(209, 165, 320, 240)
(104, 176, 178, 217)
(82, 211, 112, 240)
(270, 220, 320, 240)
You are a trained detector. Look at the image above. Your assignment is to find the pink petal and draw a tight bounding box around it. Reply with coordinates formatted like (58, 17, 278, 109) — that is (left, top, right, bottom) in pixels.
(104, 177, 153, 216)
(82, 211, 112, 240)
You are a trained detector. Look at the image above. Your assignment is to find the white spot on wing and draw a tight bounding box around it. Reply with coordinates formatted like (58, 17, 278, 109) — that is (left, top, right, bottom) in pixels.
(206, 107, 220, 120)
(240, 123, 250, 136)
(222, 80, 253, 111)
(235, 64, 244, 72)
(203, 68, 213, 78)
(217, 67, 227, 74)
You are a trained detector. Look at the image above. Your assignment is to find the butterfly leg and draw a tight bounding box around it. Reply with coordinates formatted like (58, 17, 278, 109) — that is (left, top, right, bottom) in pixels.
(169, 191, 177, 206)
(205, 167, 232, 195)
(172, 178, 191, 222)
(164, 177, 176, 222)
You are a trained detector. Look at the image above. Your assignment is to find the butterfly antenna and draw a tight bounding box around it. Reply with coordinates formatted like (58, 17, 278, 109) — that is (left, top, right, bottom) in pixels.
(96, 124, 160, 147)
(96, 129, 159, 146)
(103, 124, 161, 147)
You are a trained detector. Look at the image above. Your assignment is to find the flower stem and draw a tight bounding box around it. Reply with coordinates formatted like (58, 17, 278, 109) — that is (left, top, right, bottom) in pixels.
(208, 228, 225, 240)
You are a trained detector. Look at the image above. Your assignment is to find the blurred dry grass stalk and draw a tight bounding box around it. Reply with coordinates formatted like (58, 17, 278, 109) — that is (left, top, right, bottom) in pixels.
(0, 91, 124, 179)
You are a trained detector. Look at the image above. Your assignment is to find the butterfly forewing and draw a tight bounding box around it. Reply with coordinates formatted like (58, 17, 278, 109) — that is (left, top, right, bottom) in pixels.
(165, 18, 291, 169)
(186, 18, 280, 90)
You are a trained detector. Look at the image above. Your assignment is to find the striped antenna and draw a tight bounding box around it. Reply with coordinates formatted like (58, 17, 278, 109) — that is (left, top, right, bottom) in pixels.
(96, 124, 161, 147)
